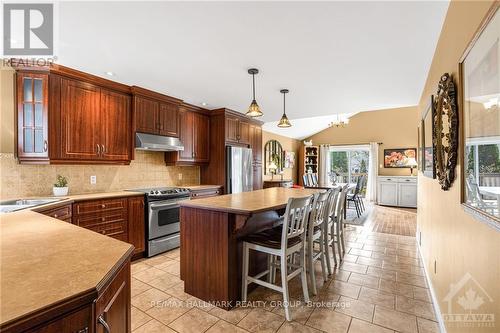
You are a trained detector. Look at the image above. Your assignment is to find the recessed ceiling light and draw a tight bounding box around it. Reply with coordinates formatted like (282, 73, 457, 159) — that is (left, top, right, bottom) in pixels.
(105, 71, 115, 76)
(201, 102, 207, 106)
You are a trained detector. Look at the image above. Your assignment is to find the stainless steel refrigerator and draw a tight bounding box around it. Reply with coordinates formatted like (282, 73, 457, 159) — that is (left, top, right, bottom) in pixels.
(226, 146, 253, 193)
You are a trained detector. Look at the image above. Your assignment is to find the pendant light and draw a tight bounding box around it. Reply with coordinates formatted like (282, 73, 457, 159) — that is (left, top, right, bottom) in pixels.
(246, 68, 263, 117)
(277, 89, 292, 128)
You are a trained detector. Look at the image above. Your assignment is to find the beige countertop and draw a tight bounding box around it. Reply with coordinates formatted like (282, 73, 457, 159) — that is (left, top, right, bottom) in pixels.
(180, 187, 323, 215)
(0, 192, 137, 327)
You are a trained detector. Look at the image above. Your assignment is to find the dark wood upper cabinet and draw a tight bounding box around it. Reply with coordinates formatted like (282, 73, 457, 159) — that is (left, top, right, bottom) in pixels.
(225, 116, 240, 143)
(178, 110, 194, 162)
(165, 104, 209, 165)
(158, 102, 179, 137)
(193, 112, 210, 162)
(59, 78, 101, 160)
(200, 108, 263, 193)
(249, 124, 262, 164)
(239, 120, 250, 145)
(16, 72, 49, 163)
(225, 115, 251, 145)
(101, 89, 131, 161)
(134, 96, 158, 134)
(131, 86, 181, 138)
(14, 65, 133, 165)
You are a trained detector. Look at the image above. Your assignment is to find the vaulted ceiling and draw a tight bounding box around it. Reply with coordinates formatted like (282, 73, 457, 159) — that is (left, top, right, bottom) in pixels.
(56, 1, 449, 138)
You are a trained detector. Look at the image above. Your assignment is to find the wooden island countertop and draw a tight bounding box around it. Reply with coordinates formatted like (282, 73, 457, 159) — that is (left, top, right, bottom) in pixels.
(180, 187, 322, 215)
(179, 187, 324, 309)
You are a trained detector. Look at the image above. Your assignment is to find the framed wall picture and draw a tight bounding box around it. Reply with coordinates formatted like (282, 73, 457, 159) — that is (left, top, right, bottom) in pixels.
(418, 120, 425, 171)
(383, 148, 417, 168)
(422, 95, 436, 178)
(284, 151, 296, 169)
(460, 2, 499, 222)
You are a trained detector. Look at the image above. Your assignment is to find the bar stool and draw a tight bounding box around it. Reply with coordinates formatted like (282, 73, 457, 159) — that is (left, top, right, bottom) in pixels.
(335, 185, 349, 257)
(241, 195, 313, 321)
(323, 187, 341, 275)
(306, 190, 331, 295)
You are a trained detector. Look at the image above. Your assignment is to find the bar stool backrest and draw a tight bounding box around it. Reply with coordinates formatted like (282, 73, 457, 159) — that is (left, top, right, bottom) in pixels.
(281, 195, 313, 246)
(325, 187, 341, 223)
(303, 174, 310, 187)
(311, 173, 319, 186)
(336, 184, 349, 219)
(309, 190, 331, 235)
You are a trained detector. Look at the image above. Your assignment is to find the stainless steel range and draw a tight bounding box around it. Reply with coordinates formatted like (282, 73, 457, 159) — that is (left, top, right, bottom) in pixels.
(131, 187, 190, 257)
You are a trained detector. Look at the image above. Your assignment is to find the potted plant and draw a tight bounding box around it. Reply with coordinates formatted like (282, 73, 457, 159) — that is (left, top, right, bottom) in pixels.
(53, 175, 69, 196)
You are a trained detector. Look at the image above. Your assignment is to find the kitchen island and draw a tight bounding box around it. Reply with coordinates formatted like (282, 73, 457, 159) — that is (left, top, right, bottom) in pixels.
(0, 200, 135, 332)
(179, 187, 322, 309)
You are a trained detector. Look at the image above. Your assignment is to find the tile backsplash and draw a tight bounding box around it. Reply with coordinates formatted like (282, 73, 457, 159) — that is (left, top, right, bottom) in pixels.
(0, 150, 200, 199)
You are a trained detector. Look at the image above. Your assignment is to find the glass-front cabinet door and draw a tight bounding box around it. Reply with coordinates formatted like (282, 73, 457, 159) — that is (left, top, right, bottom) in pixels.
(17, 72, 49, 162)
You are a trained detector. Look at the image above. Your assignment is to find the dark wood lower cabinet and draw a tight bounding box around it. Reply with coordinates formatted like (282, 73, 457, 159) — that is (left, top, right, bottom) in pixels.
(128, 196, 146, 258)
(189, 186, 222, 199)
(3, 253, 132, 333)
(36, 203, 72, 222)
(95, 259, 131, 333)
(72, 195, 146, 258)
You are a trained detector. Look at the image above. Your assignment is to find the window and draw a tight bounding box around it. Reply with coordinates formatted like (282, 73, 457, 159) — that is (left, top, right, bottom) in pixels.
(329, 146, 369, 194)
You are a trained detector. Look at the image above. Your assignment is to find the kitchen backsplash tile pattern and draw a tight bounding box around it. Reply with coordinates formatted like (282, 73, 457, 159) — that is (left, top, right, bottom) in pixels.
(0, 150, 200, 199)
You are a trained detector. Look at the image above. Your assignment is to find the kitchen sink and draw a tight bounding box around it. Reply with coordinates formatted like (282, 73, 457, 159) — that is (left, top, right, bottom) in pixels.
(0, 198, 63, 213)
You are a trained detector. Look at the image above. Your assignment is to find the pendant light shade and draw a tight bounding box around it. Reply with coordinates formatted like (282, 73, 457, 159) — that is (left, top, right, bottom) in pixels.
(277, 89, 292, 128)
(246, 68, 263, 117)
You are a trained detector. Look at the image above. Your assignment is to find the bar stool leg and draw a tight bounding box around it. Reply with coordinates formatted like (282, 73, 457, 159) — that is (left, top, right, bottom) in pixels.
(335, 221, 343, 261)
(280, 253, 292, 321)
(267, 254, 273, 283)
(300, 247, 310, 303)
(324, 226, 332, 275)
(330, 222, 338, 267)
(307, 241, 317, 295)
(242, 242, 249, 301)
(319, 234, 328, 282)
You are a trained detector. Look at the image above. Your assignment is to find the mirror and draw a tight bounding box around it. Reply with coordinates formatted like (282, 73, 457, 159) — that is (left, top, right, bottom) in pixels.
(264, 140, 284, 175)
(433, 73, 459, 191)
(422, 96, 436, 178)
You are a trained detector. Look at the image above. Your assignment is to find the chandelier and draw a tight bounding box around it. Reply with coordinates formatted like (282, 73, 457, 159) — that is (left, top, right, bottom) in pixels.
(329, 114, 350, 128)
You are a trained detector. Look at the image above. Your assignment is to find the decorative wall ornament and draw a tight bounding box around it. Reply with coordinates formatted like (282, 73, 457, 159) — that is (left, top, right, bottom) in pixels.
(433, 73, 459, 191)
(264, 139, 284, 175)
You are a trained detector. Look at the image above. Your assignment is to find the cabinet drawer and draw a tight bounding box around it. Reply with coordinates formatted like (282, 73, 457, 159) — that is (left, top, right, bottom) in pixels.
(75, 210, 127, 228)
(32, 304, 92, 333)
(397, 177, 417, 183)
(190, 188, 221, 199)
(86, 220, 128, 238)
(379, 177, 397, 182)
(74, 198, 127, 216)
(37, 204, 72, 222)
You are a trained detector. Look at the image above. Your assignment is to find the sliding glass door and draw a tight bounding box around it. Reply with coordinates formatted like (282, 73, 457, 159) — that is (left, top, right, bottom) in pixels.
(330, 146, 369, 194)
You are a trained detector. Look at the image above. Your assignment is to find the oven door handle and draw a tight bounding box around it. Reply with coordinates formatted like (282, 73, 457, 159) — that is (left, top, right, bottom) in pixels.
(149, 202, 180, 210)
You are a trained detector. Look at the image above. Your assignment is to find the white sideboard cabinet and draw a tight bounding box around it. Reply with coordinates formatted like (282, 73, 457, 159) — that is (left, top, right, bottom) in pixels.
(377, 176, 417, 208)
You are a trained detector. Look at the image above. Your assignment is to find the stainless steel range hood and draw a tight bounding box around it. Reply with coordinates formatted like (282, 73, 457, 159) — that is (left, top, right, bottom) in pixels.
(135, 133, 184, 152)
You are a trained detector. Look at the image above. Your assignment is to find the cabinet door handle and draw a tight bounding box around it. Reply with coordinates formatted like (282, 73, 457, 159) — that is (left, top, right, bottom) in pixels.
(96, 144, 101, 155)
(43, 140, 48, 152)
(101, 144, 105, 155)
(98, 315, 110, 333)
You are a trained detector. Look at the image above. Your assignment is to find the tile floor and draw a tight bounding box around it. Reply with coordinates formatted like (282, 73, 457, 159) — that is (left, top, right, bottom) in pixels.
(131, 205, 439, 333)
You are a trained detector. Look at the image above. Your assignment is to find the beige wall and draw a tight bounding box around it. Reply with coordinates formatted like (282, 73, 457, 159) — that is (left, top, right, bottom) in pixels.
(307, 106, 419, 176)
(262, 131, 301, 184)
(416, 2, 500, 333)
(0, 64, 199, 199)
